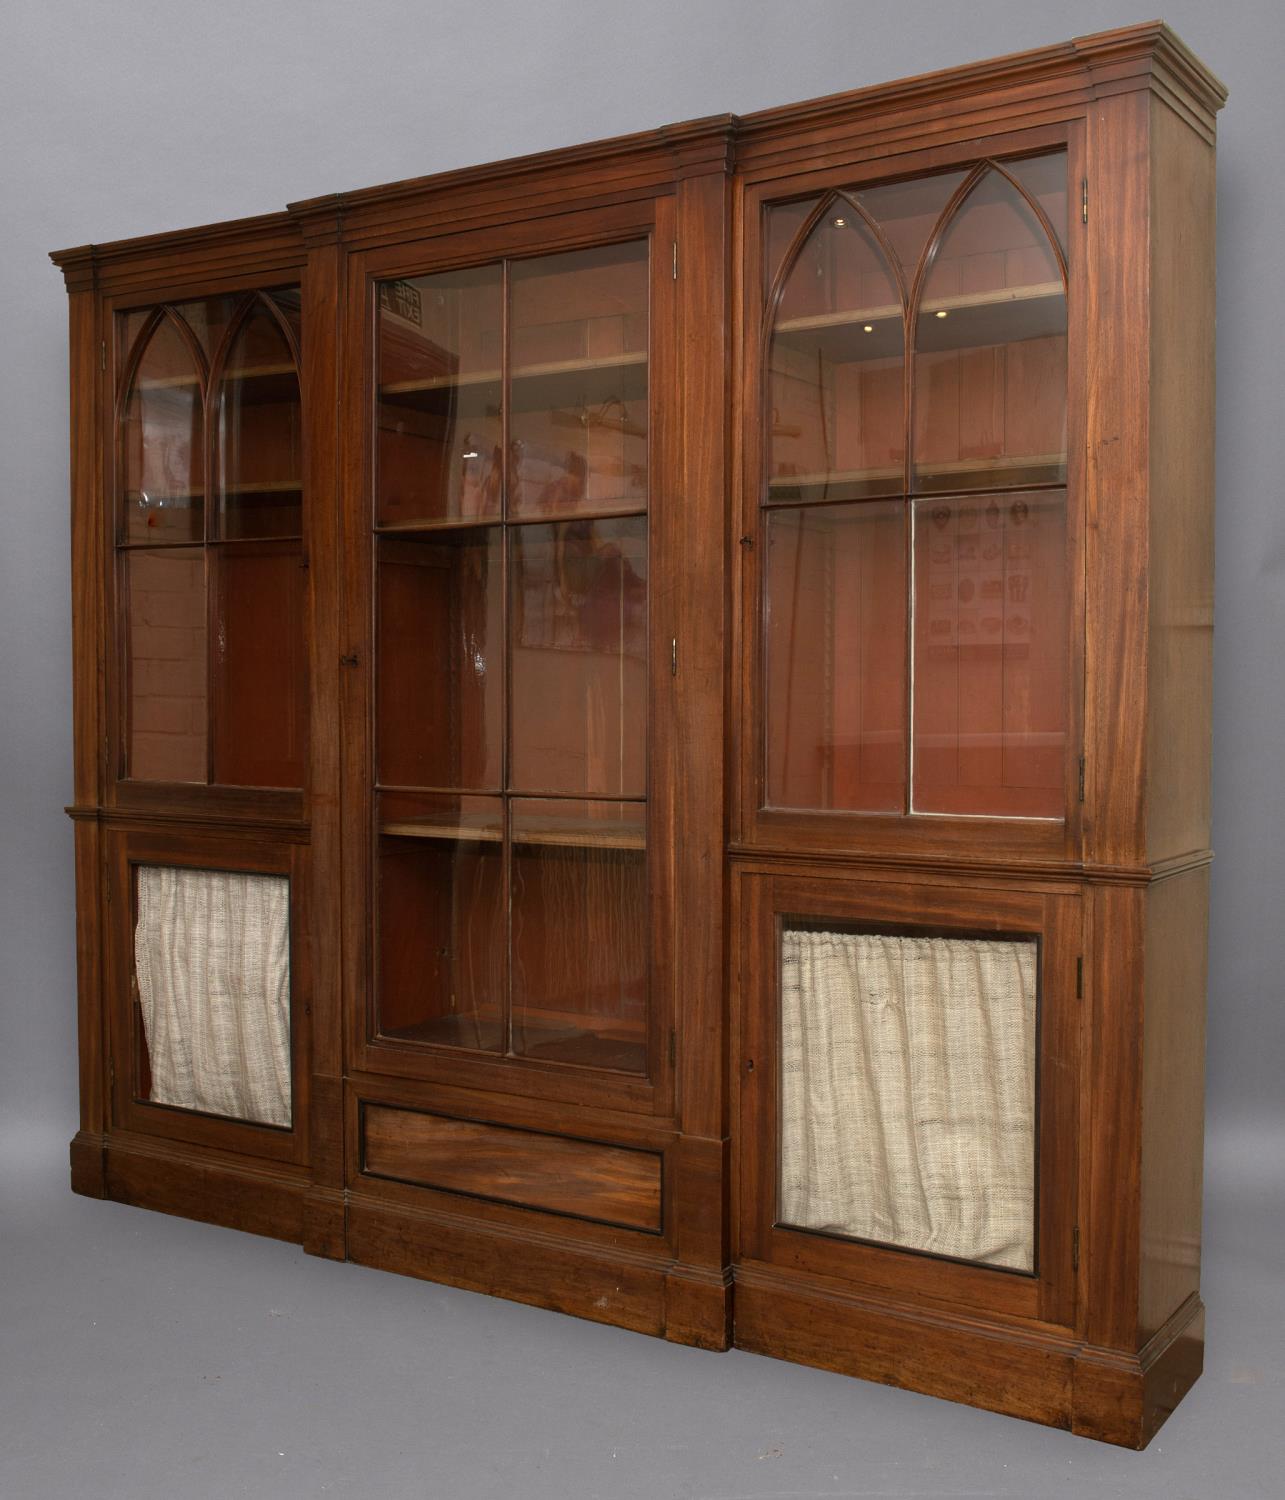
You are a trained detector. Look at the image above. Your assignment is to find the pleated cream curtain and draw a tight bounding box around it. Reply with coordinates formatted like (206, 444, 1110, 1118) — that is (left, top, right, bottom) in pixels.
(134, 867, 292, 1128)
(779, 928, 1036, 1271)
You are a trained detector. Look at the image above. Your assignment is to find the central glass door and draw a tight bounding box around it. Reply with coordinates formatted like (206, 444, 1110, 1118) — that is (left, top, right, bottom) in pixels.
(371, 240, 651, 1075)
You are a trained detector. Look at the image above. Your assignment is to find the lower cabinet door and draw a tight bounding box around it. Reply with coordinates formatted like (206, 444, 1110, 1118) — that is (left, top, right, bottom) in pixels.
(105, 826, 311, 1164)
(735, 868, 1081, 1327)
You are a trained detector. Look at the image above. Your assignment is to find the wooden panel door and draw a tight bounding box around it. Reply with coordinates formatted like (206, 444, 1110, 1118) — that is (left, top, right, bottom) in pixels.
(736, 866, 1081, 1328)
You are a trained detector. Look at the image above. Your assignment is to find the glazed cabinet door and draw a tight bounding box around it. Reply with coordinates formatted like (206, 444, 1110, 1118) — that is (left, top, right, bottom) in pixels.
(344, 201, 677, 1115)
(736, 869, 1080, 1328)
(737, 135, 1084, 864)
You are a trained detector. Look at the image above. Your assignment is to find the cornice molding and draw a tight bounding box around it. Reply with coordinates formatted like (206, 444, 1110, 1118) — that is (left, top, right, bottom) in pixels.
(50, 23, 1225, 283)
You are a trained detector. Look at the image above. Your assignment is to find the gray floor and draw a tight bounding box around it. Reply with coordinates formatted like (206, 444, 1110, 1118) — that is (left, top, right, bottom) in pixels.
(1, 1123, 1279, 1500)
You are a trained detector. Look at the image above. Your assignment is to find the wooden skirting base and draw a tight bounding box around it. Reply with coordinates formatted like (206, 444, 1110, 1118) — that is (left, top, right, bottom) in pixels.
(75, 1136, 1202, 1445)
(733, 1264, 1204, 1448)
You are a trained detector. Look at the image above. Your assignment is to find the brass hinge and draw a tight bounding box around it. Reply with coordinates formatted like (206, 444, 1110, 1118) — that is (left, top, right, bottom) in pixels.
(1077, 756, 1086, 803)
(100, 340, 107, 372)
(668, 1029, 676, 1066)
(670, 638, 678, 677)
(108, 1058, 116, 1094)
(672, 242, 678, 280)
(1076, 955, 1083, 999)
(1072, 1225, 1081, 1272)
(1081, 179, 1088, 224)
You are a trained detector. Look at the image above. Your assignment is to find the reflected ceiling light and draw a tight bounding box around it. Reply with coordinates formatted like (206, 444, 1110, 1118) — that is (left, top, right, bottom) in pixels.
(832, 216, 846, 227)
(935, 309, 949, 318)
(863, 324, 874, 333)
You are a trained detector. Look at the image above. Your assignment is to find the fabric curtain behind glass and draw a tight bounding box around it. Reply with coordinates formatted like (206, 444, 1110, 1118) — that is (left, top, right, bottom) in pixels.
(134, 866, 291, 1127)
(779, 928, 1036, 1270)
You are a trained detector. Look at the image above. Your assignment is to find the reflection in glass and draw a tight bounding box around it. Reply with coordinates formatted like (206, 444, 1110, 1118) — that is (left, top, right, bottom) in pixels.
(767, 209, 904, 502)
(913, 168, 1067, 491)
(856, 171, 968, 279)
(134, 866, 292, 1126)
(912, 491, 1067, 817)
(509, 517, 647, 796)
(510, 241, 648, 518)
(125, 547, 208, 782)
(120, 316, 205, 543)
(765, 503, 905, 812)
(215, 299, 302, 540)
(511, 798, 646, 1072)
(778, 925, 1036, 1271)
(377, 792, 505, 1052)
(212, 542, 308, 789)
(377, 264, 504, 527)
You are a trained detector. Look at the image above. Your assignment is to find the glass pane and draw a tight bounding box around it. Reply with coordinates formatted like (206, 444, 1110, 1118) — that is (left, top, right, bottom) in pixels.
(1005, 153, 1069, 258)
(912, 492, 1068, 817)
(211, 542, 308, 789)
(778, 925, 1036, 1271)
(376, 792, 505, 1051)
(767, 209, 904, 503)
(134, 866, 291, 1126)
(377, 265, 503, 528)
(764, 197, 821, 294)
(124, 547, 207, 782)
(765, 503, 905, 812)
(509, 517, 647, 796)
(509, 241, 648, 519)
(120, 316, 204, 544)
(377, 528, 503, 791)
(856, 171, 968, 280)
(511, 798, 646, 1072)
(215, 298, 302, 540)
(913, 166, 1067, 491)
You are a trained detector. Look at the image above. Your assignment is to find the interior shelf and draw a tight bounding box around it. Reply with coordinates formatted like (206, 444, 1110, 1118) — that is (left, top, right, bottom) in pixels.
(773, 280, 1064, 361)
(380, 814, 645, 851)
(380, 350, 647, 414)
(766, 451, 1066, 496)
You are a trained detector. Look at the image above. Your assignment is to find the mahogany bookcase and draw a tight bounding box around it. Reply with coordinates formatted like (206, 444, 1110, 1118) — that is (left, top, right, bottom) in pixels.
(52, 21, 1224, 1445)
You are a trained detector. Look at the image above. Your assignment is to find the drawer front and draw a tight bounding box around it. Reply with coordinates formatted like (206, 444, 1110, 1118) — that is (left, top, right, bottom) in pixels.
(361, 1104, 663, 1233)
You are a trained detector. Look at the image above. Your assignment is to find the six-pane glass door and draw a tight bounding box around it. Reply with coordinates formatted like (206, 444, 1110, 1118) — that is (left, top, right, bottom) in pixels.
(763, 153, 1070, 820)
(374, 241, 650, 1074)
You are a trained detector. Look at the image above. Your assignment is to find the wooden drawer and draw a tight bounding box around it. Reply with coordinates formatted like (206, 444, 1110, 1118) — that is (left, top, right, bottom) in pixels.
(360, 1104, 663, 1233)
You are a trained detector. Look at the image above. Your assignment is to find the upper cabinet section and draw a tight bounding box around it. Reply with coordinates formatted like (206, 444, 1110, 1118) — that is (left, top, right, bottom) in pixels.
(758, 152, 1072, 827)
(115, 289, 307, 792)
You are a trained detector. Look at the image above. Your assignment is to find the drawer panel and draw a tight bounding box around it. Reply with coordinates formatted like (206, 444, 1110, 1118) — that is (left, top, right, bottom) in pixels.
(361, 1104, 663, 1233)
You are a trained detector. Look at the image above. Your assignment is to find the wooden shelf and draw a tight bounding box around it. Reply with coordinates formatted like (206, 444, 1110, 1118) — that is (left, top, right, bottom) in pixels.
(137, 363, 296, 391)
(773, 281, 1064, 362)
(380, 814, 644, 851)
(124, 480, 301, 502)
(375, 501, 646, 536)
(766, 452, 1066, 495)
(382, 350, 647, 398)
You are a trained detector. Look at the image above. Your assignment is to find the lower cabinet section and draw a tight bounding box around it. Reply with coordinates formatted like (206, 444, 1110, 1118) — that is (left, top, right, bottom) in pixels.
(77, 832, 1202, 1448)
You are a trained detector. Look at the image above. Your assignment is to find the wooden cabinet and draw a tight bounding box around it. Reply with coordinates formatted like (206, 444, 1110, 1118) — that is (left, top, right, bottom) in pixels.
(52, 22, 1224, 1446)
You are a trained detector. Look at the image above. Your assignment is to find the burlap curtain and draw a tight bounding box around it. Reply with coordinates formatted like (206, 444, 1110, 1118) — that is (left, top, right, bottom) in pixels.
(134, 867, 292, 1128)
(779, 928, 1036, 1271)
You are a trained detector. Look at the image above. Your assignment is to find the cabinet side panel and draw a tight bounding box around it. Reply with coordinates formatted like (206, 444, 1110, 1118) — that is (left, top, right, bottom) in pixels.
(1139, 866, 1208, 1343)
(1083, 91, 1150, 867)
(68, 285, 107, 1174)
(1146, 99, 1216, 864)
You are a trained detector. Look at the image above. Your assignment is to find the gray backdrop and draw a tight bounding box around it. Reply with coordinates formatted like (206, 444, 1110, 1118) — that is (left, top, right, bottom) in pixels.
(2, 3, 1281, 1497)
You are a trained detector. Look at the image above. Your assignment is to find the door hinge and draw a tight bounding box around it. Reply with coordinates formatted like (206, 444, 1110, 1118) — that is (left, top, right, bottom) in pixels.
(670, 638, 678, 676)
(1076, 955, 1084, 999)
(1081, 179, 1088, 224)
(108, 1058, 116, 1094)
(1077, 756, 1086, 802)
(668, 1029, 676, 1066)
(100, 340, 107, 372)
(672, 241, 678, 280)
(1072, 1225, 1081, 1272)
